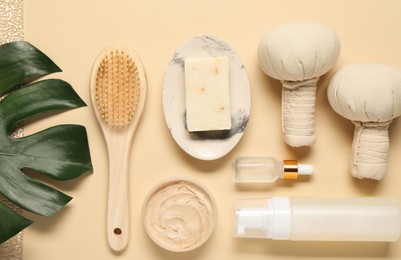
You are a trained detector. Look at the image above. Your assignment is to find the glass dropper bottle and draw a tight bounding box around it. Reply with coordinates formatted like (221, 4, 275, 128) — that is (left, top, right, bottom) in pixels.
(234, 157, 314, 183)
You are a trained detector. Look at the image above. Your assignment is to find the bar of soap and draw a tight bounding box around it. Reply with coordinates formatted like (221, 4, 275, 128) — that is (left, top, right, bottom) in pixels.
(184, 56, 231, 132)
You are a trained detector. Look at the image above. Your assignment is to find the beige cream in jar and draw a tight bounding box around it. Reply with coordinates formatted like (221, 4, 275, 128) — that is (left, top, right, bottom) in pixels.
(142, 177, 217, 252)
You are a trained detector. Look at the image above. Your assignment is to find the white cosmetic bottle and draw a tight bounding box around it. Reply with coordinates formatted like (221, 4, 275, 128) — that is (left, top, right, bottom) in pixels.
(235, 157, 314, 183)
(234, 197, 401, 242)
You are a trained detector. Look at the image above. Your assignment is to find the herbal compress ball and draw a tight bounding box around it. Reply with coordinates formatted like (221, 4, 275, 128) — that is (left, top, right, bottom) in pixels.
(327, 63, 401, 180)
(258, 22, 340, 147)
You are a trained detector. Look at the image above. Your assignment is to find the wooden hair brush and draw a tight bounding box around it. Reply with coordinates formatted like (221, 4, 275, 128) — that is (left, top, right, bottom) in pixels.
(90, 44, 147, 251)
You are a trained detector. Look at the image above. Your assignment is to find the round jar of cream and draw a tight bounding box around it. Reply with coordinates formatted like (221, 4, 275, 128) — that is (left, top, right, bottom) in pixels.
(142, 177, 217, 252)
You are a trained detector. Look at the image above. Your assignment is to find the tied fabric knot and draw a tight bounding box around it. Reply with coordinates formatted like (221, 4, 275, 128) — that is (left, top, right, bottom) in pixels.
(281, 77, 319, 89)
(280, 77, 319, 146)
(352, 120, 393, 129)
(350, 120, 392, 180)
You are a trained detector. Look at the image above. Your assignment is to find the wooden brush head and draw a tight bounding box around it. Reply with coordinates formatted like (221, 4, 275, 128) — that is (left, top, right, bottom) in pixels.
(94, 47, 141, 128)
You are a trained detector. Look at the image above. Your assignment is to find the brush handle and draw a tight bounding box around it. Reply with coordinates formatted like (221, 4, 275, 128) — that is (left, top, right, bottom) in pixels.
(106, 131, 132, 252)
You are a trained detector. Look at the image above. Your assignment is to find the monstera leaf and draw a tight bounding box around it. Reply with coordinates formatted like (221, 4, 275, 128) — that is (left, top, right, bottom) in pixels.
(0, 41, 93, 243)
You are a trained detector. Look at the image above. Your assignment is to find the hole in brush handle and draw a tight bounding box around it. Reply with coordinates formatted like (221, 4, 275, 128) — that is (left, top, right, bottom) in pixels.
(114, 228, 122, 235)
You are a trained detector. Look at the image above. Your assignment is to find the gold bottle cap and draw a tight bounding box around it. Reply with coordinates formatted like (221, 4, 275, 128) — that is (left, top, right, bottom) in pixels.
(283, 160, 299, 179)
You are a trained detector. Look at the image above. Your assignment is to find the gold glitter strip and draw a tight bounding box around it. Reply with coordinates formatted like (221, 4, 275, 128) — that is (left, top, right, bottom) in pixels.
(0, 0, 23, 44)
(0, 0, 24, 259)
(0, 197, 24, 259)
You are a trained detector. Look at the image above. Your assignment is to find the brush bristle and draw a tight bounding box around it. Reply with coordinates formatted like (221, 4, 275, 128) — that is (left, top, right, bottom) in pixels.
(95, 49, 140, 128)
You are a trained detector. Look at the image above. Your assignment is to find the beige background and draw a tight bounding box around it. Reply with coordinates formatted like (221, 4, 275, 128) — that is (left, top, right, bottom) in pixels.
(22, 0, 401, 259)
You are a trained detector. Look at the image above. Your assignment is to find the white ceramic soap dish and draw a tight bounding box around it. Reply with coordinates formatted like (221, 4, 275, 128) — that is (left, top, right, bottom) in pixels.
(162, 35, 251, 160)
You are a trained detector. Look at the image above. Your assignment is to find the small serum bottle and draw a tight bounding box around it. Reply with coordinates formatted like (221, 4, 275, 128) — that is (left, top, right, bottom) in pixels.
(234, 157, 314, 183)
(234, 196, 401, 242)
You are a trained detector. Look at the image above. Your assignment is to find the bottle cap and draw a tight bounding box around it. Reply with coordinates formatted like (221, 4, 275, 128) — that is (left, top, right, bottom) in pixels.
(298, 164, 314, 175)
(283, 160, 314, 179)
